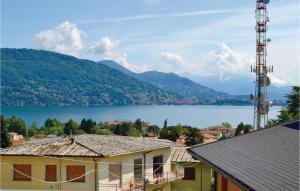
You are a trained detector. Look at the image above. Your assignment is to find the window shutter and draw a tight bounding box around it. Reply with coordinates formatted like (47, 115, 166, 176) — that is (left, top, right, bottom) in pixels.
(109, 164, 121, 182)
(13, 164, 31, 181)
(67, 165, 85, 182)
(45, 165, 57, 181)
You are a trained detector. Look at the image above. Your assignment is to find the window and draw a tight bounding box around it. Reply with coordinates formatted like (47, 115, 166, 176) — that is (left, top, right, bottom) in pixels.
(183, 167, 195, 180)
(221, 176, 228, 191)
(134, 158, 143, 180)
(66, 165, 85, 182)
(153, 155, 163, 177)
(13, 164, 31, 181)
(45, 165, 57, 181)
(109, 163, 122, 182)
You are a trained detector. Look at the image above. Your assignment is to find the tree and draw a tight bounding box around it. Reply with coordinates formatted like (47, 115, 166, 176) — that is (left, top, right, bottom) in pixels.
(1, 115, 11, 148)
(128, 127, 142, 137)
(28, 122, 39, 137)
(221, 122, 232, 129)
(7, 116, 28, 136)
(235, 122, 252, 136)
(286, 86, 300, 117)
(147, 125, 160, 137)
(80, 118, 96, 134)
(114, 123, 131, 136)
(268, 86, 300, 126)
(163, 119, 168, 128)
(42, 118, 64, 135)
(134, 118, 142, 132)
(184, 127, 203, 146)
(64, 120, 83, 135)
(91, 125, 112, 135)
(159, 125, 187, 142)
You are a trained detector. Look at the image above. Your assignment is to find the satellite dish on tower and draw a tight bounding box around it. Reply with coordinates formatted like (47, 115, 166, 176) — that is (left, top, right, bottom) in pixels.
(264, 0, 270, 4)
(259, 100, 270, 115)
(259, 75, 271, 87)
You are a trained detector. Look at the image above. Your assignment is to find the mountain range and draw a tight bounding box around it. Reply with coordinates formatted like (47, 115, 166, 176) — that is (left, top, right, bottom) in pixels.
(1, 48, 285, 106)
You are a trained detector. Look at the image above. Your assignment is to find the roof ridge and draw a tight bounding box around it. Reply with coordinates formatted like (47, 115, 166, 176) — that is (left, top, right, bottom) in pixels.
(73, 138, 103, 157)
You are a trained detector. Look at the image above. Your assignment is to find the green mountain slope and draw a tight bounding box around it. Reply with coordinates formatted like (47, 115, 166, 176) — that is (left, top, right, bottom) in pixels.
(138, 71, 229, 100)
(100, 60, 230, 100)
(1, 48, 180, 106)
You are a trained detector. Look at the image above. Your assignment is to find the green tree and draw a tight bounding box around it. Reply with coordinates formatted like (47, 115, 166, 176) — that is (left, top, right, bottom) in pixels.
(268, 86, 300, 126)
(235, 122, 252, 136)
(1, 115, 11, 148)
(159, 125, 187, 142)
(80, 118, 96, 134)
(184, 127, 203, 146)
(64, 119, 83, 135)
(221, 122, 232, 129)
(147, 125, 160, 137)
(28, 122, 39, 137)
(163, 119, 168, 128)
(42, 118, 64, 135)
(128, 127, 142, 137)
(134, 118, 142, 132)
(92, 125, 112, 135)
(7, 116, 28, 136)
(286, 86, 300, 117)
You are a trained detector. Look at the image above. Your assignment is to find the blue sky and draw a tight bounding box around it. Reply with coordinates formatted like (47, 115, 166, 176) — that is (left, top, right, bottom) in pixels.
(1, 0, 299, 86)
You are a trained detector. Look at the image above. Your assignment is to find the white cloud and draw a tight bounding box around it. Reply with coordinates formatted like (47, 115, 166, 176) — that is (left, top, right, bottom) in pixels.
(201, 42, 254, 77)
(90, 36, 119, 54)
(160, 42, 254, 78)
(34, 21, 83, 56)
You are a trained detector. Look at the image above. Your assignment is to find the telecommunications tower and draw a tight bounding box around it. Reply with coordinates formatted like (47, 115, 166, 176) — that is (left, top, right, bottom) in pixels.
(251, 0, 273, 130)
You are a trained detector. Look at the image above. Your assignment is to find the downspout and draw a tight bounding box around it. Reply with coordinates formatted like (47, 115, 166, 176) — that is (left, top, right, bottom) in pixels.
(201, 163, 203, 191)
(143, 151, 152, 191)
(143, 153, 146, 191)
(93, 157, 98, 191)
(59, 157, 62, 191)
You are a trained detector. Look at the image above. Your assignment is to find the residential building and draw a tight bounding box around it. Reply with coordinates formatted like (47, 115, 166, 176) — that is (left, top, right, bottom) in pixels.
(188, 120, 300, 191)
(0, 134, 184, 191)
(170, 146, 211, 191)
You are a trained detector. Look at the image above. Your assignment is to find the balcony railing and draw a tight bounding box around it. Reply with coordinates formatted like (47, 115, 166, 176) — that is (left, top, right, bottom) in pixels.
(99, 178, 144, 191)
(147, 170, 184, 185)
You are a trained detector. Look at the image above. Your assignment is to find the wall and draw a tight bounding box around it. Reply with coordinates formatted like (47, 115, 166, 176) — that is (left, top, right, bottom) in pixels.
(170, 163, 211, 191)
(0, 147, 173, 191)
(96, 147, 172, 191)
(0, 155, 96, 191)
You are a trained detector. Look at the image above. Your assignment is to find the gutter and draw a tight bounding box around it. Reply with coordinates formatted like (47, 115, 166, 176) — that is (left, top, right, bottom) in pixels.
(187, 148, 252, 191)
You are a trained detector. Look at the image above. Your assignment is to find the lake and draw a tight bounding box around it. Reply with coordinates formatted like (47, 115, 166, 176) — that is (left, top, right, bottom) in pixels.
(1, 105, 281, 128)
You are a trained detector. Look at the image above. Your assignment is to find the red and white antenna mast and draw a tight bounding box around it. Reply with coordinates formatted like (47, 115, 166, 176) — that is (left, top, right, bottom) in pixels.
(251, 0, 273, 130)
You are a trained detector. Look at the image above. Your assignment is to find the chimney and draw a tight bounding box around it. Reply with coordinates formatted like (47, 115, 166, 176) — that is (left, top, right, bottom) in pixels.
(70, 137, 75, 144)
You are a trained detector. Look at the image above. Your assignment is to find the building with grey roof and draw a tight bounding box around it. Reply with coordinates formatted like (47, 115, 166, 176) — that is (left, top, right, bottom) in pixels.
(0, 134, 174, 157)
(188, 120, 300, 191)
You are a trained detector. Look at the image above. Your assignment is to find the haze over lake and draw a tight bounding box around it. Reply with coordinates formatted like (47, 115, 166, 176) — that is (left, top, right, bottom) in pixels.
(2, 105, 281, 128)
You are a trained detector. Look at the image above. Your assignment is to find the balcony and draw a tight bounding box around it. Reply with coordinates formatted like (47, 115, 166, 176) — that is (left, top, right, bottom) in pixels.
(99, 178, 144, 191)
(147, 170, 184, 185)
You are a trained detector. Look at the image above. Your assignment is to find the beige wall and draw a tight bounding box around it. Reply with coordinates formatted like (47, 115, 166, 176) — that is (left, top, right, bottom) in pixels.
(0, 155, 96, 191)
(97, 147, 172, 191)
(0, 147, 173, 191)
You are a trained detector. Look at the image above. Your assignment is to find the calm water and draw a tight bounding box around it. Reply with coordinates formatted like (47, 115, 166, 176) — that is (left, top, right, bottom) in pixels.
(1, 105, 281, 128)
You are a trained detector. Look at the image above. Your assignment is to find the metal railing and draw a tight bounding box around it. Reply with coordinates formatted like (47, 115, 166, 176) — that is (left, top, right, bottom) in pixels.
(147, 170, 184, 185)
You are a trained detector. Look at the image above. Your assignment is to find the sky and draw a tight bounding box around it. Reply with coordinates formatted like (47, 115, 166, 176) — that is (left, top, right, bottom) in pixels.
(1, 0, 299, 86)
